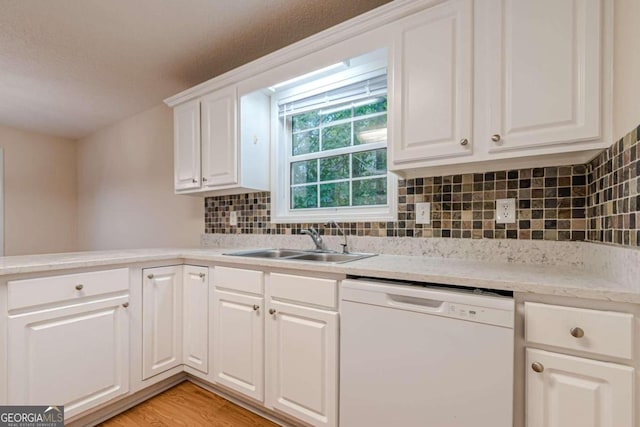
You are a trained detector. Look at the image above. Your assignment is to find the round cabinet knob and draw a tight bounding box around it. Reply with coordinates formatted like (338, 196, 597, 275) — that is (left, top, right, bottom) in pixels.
(253, 305, 260, 311)
(75, 284, 84, 291)
(459, 138, 469, 146)
(147, 274, 154, 280)
(491, 134, 502, 143)
(531, 362, 544, 373)
(122, 302, 129, 308)
(202, 177, 208, 182)
(192, 178, 198, 183)
(199, 273, 206, 279)
(570, 327, 585, 338)
(269, 309, 277, 315)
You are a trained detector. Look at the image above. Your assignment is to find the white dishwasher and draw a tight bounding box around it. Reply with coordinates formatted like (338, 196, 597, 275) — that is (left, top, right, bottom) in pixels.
(340, 278, 514, 427)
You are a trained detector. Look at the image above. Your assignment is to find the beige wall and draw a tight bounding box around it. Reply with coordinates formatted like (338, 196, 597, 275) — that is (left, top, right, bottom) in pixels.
(0, 125, 78, 255)
(613, 0, 640, 140)
(77, 104, 202, 250)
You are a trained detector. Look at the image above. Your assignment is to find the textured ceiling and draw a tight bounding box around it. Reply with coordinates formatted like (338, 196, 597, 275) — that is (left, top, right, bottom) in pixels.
(0, 0, 391, 139)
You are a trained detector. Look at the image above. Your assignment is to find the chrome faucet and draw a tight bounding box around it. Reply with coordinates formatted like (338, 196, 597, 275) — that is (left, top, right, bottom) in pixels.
(326, 220, 349, 253)
(301, 226, 326, 251)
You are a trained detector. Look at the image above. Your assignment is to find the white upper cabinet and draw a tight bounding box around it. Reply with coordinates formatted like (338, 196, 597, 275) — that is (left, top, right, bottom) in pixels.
(478, 0, 606, 153)
(389, 0, 473, 166)
(173, 100, 201, 191)
(171, 85, 270, 196)
(201, 87, 238, 187)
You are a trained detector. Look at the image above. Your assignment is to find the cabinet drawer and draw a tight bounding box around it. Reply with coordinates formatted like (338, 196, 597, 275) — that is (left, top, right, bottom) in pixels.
(8, 268, 129, 311)
(269, 273, 337, 309)
(214, 266, 263, 294)
(525, 302, 634, 360)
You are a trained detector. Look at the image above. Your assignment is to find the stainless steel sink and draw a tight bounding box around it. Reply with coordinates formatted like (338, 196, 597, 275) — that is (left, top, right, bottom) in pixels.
(288, 252, 374, 263)
(226, 248, 308, 259)
(224, 248, 376, 264)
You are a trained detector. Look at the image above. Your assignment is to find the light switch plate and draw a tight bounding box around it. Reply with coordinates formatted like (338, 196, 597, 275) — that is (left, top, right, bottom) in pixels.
(416, 202, 431, 225)
(496, 199, 516, 224)
(229, 211, 238, 226)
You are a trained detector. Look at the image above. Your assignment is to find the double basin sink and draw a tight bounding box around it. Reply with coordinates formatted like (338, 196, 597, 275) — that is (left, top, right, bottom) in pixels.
(225, 248, 376, 264)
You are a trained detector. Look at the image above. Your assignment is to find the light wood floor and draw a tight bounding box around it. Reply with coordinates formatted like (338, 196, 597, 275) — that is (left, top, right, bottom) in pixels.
(99, 381, 278, 426)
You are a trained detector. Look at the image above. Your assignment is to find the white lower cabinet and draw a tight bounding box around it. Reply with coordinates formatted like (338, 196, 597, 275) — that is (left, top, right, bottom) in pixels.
(525, 302, 635, 427)
(212, 289, 264, 401)
(8, 295, 130, 419)
(142, 266, 183, 379)
(182, 265, 210, 374)
(212, 267, 339, 427)
(266, 300, 338, 427)
(526, 348, 633, 427)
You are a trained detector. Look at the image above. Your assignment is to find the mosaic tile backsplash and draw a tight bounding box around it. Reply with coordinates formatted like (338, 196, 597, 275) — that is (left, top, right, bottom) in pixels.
(205, 124, 640, 248)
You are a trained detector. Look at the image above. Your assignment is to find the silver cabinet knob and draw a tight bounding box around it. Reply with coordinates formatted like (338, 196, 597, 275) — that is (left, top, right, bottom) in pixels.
(75, 284, 84, 291)
(199, 273, 206, 279)
(253, 305, 260, 311)
(269, 308, 276, 315)
(570, 327, 585, 338)
(122, 302, 129, 308)
(531, 362, 544, 373)
(491, 134, 502, 142)
(147, 274, 154, 279)
(202, 177, 208, 182)
(459, 138, 469, 146)
(192, 178, 198, 183)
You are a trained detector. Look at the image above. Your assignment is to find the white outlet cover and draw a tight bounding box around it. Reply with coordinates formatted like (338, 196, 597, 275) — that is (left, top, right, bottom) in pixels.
(416, 202, 431, 225)
(496, 199, 516, 224)
(229, 211, 238, 226)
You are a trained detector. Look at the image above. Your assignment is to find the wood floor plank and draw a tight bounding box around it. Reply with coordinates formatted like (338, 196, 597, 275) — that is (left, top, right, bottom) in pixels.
(99, 382, 278, 427)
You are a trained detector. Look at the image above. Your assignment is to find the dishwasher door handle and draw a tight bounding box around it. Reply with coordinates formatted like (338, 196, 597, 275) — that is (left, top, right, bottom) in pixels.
(386, 294, 446, 313)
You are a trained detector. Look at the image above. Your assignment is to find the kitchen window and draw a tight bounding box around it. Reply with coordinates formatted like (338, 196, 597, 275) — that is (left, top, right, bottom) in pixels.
(270, 61, 396, 223)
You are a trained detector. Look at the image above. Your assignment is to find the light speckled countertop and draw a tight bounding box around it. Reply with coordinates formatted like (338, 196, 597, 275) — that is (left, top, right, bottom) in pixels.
(0, 247, 637, 304)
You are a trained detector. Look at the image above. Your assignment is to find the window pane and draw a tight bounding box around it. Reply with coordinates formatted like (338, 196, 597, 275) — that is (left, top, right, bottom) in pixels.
(320, 154, 349, 182)
(352, 178, 387, 206)
(320, 182, 349, 207)
(292, 129, 319, 156)
(353, 149, 387, 178)
(291, 185, 318, 209)
(354, 115, 387, 145)
(354, 96, 387, 117)
(320, 105, 352, 124)
(291, 160, 317, 185)
(321, 123, 351, 151)
(291, 111, 319, 132)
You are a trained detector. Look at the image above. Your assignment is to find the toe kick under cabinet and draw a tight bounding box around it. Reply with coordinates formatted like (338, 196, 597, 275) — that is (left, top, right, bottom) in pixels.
(212, 266, 339, 427)
(6, 269, 131, 419)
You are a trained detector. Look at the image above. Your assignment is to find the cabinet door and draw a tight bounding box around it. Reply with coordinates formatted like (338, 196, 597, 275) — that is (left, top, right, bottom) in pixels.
(142, 266, 182, 380)
(266, 301, 338, 427)
(479, 0, 604, 152)
(174, 99, 201, 191)
(201, 86, 238, 187)
(526, 348, 633, 427)
(8, 295, 130, 419)
(183, 266, 209, 374)
(212, 289, 264, 401)
(389, 0, 473, 166)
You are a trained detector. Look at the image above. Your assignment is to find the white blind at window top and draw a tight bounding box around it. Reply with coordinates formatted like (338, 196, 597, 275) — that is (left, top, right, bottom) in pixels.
(278, 74, 387, 117)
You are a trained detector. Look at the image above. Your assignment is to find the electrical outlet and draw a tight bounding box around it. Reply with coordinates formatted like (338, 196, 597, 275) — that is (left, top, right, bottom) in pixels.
(496, 199, 516, 224)
(229, 211, 238, 226)
(416, 202, 431, 225)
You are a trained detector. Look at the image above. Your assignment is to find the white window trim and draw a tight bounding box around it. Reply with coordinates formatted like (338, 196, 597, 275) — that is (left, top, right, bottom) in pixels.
(270, 64, 397, 224)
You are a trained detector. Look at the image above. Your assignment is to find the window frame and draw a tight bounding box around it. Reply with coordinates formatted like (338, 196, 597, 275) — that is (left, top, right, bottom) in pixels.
(270, 64, 397, 224)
